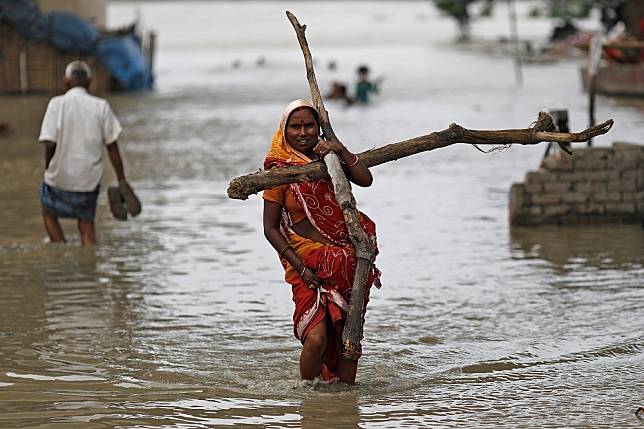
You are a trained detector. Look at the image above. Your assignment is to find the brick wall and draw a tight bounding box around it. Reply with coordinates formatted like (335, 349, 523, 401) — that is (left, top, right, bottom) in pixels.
(509, 142, 644, 225)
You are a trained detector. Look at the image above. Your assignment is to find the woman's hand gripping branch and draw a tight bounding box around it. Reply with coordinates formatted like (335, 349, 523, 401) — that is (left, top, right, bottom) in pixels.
(314, 140, 373, 187)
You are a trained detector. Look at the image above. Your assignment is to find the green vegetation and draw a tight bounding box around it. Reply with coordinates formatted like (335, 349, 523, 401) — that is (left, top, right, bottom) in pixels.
(432, 0, 494, 41)
(547, 0, 595, 20)
(434, 1, 624, 41)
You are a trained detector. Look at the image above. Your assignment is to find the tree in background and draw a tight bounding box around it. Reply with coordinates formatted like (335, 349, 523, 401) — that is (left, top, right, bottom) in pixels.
(529, 1, 630, 27)
(534, 1, 632, 41)
(546, 0, 595, 22)
(539, 0, 595, 41)
(433, 0, 494, 42)
(433, 1, 637, 42)
(547, 0, 643, 36)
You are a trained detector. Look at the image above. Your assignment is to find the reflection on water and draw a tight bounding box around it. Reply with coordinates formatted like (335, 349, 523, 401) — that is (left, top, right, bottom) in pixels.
(511, 224, 644, 269)
(1, 1, 644, 427)
(301, 394, 360, 429)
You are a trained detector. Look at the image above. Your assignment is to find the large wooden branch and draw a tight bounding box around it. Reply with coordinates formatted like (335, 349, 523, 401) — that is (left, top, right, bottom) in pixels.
(286, 11, 336, 142)
(286, 11, 374, 361)
(227, 117, 614, 200)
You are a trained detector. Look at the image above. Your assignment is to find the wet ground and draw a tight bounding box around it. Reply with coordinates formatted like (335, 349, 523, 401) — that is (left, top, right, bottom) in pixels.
(1, 1, 643, 427)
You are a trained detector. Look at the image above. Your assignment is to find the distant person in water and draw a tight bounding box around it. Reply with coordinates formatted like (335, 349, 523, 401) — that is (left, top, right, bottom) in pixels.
(38, 60, 138, 246)
(354, 65, 381, 104)
(325, 81, 353, 106)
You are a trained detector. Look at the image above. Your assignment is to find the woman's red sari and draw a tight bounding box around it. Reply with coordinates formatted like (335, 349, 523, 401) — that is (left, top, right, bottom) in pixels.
(263, 100, 380, 377)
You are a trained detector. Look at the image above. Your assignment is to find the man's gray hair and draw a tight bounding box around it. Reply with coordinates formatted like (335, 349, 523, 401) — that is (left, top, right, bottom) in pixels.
(64, 60, 92, 80)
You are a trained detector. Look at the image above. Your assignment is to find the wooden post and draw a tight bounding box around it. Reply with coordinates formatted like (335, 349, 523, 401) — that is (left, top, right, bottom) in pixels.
(19, 42, 28, 93)
(507, 0, 523, 86)
(286, 11, 375, 361)
(588, 75, 596, 147)
(146, 30, 157, 78)
(587, 29, 604, 147)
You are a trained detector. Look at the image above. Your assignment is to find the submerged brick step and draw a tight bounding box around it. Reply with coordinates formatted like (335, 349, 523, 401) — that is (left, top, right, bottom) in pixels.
(509, 142, 644, 226)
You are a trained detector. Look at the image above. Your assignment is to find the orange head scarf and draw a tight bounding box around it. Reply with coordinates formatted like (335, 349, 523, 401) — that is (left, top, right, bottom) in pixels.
(264, 99, 320, 169)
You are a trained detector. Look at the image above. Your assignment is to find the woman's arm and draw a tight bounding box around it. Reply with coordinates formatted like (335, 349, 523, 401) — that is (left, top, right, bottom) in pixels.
(263, 200, 322, 288)
(314, 140, 373, 187)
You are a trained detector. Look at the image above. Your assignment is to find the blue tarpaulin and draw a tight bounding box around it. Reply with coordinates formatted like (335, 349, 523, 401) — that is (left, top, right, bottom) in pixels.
(97, 35, 152, 91)
(47, 12, 99, 54)
(0, 0, 152, 90)
(0, 1, 98, 54)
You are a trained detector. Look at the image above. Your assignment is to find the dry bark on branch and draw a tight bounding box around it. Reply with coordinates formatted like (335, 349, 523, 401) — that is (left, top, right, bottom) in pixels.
(286, 11, 374, 361)
(227, 117, 614, 200)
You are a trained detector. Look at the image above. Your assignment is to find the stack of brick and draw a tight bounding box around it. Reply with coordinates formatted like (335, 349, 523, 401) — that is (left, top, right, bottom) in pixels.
(509, 142, 644, 225)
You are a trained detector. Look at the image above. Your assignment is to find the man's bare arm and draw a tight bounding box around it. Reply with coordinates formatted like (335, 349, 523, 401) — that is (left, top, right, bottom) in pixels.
(43, 140, 56, 169)
(106, 142, 126, 182)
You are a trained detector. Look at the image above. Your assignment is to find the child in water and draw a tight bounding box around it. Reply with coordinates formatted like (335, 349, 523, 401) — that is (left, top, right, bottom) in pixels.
(354, 65, 380, 104)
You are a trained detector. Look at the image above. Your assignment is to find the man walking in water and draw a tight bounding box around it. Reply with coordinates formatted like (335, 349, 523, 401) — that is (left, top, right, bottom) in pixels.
(38, 60, 131, 246)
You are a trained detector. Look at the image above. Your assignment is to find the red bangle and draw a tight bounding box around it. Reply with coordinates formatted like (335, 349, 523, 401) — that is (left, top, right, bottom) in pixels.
(347, 154, 359, 167)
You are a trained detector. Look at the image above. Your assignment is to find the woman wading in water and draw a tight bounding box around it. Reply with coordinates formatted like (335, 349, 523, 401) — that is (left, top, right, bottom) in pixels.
(263, 99, 380, 384)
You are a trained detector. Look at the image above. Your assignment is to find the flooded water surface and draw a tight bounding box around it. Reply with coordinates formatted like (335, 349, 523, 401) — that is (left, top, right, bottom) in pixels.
(1, 1, 643, 427)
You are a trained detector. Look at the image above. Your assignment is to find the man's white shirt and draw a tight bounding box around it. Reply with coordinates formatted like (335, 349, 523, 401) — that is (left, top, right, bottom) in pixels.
(39, 87, 122, 192)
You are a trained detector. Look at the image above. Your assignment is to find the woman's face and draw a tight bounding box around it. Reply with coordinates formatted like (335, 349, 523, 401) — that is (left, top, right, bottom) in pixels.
(285, 107, 319, 154)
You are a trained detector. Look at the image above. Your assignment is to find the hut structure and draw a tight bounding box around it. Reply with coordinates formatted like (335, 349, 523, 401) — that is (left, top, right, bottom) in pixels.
(0, 0, 153, 95)
(0, 21, 110, 94)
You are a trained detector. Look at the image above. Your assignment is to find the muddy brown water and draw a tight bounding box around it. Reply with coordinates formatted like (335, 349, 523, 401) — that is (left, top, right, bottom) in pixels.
(1, 1, 643, 427)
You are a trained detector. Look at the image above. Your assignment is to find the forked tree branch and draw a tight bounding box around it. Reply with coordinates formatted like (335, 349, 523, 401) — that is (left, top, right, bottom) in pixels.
(227, 118, 613, 200)
(286, 11, 375, 360)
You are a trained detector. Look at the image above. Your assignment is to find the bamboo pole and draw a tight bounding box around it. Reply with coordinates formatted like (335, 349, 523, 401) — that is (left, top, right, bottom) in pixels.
(587, 30, 604, 147)
(19, 42, 28, 94)
(507, 0, 523, 86)
(286, 11, 374, 361)
(227, 117, 613, 200)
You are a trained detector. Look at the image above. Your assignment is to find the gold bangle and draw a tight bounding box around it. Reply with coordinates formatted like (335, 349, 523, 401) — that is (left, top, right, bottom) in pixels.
(347, 154, 359, 167)
(278, 244, 291, 258)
